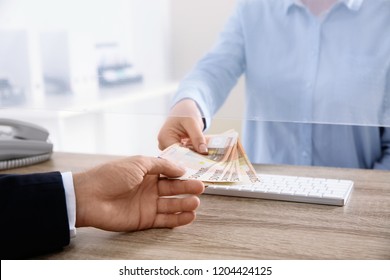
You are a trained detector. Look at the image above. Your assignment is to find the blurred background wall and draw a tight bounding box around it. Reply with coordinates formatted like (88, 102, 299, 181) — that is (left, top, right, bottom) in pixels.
(0, 0, 243, 156)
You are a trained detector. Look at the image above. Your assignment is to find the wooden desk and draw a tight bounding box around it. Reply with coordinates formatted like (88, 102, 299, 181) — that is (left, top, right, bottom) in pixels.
(3, 152, 389, 259)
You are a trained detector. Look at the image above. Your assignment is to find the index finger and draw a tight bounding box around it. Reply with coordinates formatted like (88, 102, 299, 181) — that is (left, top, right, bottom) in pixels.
(138, 156, 186, 178)
(158, 179, 205, 196)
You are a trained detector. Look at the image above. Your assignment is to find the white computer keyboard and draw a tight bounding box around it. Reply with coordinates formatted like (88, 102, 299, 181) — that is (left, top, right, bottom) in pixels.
(204, 174, 354, 206)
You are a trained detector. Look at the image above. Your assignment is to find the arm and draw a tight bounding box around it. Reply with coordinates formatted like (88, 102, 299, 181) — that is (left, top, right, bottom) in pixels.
(374, 63, 390, 170)
(158, 1, 246, 152)
(173, 0, 246, 119)
(0, 157, 204, 259)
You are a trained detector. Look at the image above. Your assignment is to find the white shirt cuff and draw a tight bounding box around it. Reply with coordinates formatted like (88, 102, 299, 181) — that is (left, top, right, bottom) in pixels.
(61, 172, 77, 238)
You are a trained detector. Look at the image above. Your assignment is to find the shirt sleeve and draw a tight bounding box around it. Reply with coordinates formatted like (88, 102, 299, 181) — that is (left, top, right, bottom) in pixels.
(374, 62, 390, 170)
(61, 172, 77, 238)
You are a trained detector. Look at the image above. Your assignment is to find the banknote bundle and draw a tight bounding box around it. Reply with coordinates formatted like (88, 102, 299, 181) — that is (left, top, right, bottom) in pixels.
(159, 130, 260, 183)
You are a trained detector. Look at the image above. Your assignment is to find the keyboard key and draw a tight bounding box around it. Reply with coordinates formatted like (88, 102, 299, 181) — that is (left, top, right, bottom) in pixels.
(205, 173, 353, 206)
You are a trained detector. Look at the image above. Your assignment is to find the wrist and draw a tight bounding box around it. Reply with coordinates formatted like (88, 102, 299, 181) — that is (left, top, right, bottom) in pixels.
(73, 172, 89, 228)
(173, 99, 204, 128)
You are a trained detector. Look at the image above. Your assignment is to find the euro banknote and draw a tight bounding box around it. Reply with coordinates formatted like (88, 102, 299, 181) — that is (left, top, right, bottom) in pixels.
(159, 130, 260, 183)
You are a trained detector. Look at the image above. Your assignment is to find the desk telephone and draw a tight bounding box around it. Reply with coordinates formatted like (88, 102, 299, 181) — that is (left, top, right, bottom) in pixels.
(0, 118, 53, 170)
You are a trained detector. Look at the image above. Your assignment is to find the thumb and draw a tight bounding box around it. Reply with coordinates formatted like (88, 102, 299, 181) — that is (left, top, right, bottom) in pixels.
(142, 157, 186, 178)
(182, 117, 208, 154)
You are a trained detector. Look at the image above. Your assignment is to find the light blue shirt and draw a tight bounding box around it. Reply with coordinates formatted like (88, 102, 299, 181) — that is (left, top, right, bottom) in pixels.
(172, 0, 390, 169)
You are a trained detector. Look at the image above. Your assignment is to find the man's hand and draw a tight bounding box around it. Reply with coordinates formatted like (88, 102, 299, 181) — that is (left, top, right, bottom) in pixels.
(158, 99, 208, 154)
(73, 156, 204, 231)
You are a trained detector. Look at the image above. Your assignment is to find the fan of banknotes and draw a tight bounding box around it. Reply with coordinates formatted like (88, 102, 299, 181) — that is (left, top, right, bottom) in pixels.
(159, 130, 260, 183)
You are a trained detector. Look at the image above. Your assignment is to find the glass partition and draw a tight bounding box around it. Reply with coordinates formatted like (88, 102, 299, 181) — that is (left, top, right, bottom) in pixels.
(1, 0, 389, 170)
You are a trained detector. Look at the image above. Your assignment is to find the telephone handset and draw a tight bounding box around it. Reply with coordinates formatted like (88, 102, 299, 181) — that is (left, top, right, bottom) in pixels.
(0, 118, 53, 170)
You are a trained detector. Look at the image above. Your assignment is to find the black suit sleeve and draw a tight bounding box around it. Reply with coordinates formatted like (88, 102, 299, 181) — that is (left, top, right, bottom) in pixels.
(0, 172, 70, 259)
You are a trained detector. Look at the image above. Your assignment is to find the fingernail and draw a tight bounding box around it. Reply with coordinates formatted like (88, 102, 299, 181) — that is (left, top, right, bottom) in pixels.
(199, 143, 208, 154)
